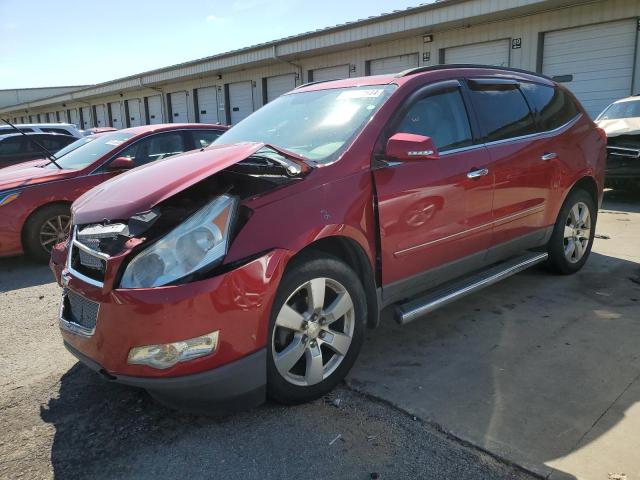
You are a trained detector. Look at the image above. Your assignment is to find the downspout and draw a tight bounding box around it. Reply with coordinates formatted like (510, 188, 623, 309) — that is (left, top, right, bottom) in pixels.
(272, 45, 303, 86)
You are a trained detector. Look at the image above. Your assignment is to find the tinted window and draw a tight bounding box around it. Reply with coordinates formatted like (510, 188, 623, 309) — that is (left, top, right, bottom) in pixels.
(396, 89, 472, 151)
(0, 127, 33, 133)
(595, 99, 640, 121)
(191, 130, 223, 148)
(42, 127, 73, 135)
(469, 84, 536, 141)
(520, 83, 580, 131)
(118, 132, 185, 167)
(0, 137, 26, 155)
(37, 135, 75, 151)
(44, 132, 135, 170)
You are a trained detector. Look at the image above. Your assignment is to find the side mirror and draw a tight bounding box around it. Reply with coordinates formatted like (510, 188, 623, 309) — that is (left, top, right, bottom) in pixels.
(107, 157, 134, 171)
(385, 133, 439, 161)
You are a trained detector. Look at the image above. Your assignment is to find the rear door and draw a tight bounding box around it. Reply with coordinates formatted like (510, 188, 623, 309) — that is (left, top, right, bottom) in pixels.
(466, 78, 552, 254)
(373, 80, 493, 302)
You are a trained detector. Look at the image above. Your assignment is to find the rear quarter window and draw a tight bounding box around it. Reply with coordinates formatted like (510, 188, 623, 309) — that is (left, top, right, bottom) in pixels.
(468, 83, 536, 142)
(520, 83, 580, 131)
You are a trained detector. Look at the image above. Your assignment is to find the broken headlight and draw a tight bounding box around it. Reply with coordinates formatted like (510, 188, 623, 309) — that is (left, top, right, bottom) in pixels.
(120, 195, 236, 288)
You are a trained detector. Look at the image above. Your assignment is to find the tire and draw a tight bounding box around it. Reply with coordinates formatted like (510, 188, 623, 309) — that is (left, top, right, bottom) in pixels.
(546, 189, 596, 275)
(23, 204, 71, 263)
(267, 253, 367, 405)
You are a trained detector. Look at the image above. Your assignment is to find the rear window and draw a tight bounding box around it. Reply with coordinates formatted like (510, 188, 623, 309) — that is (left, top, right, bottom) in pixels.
(42, 127, 73, 135)
(520, 83, 580, 131)
(468, 83, 536, 142)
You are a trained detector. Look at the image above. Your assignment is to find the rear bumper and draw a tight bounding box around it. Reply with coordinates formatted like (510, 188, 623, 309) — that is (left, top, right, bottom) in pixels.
(65, 341, 266, 414)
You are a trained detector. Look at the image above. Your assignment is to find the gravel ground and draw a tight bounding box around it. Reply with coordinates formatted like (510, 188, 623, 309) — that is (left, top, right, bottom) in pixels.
(0, 258, 538, 479)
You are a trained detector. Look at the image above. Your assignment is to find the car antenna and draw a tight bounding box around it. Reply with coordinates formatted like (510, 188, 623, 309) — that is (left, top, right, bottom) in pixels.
(1, 118, 63, 169)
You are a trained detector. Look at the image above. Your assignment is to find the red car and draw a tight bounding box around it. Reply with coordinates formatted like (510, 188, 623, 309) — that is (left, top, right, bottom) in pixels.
(0, 124, 227, 261)
(50, 66, 606, 413)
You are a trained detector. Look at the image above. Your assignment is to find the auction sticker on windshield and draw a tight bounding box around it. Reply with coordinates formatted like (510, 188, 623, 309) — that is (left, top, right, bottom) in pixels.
(336, 89, 385, 100)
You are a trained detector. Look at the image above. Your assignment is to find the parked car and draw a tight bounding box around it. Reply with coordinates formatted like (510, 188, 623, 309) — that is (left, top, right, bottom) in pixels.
(0, 123, 227, 261)
(50, 65, 605, 413)
(0, 132, 76, 168)
(595, 95, 640, 189)
(0, 123, 83, 138)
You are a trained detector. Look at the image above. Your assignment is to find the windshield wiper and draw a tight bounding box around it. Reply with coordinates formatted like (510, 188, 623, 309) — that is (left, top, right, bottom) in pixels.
(1, 118, 63, 169)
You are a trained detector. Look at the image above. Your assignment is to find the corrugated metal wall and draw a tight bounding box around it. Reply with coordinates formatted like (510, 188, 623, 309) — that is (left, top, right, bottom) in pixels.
(6, 0, 639, 125)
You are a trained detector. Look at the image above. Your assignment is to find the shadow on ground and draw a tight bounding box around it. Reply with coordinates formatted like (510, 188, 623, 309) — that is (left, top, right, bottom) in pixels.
(0, 256, 53, 292)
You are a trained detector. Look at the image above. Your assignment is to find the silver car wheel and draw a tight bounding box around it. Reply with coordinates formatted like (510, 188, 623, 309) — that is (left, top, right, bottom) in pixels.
(563, 201, 591, 264)
(39, 215, 71, 253)
(271, 277, 355, 387)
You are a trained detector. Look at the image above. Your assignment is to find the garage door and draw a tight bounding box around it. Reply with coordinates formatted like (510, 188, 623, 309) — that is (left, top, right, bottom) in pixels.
(228, 81, 253, 124)
(369, 53, 419, 75)
(310, 64, 350, 82)
(196, 87, 219, 123)
(80, 106, 91, 129)
(109, 102, 122, 128)
(444, 39, 510, 66)
(57, 110, 66, 123)
(94, 105, 106, 127)
(169, 91, 188, 122)
(68, 109, 79, 127)
(127, 98, 142, 127)
(146, 95, 163, 124)
(542, 20, 638, 118)
(266, 74, 296, 103)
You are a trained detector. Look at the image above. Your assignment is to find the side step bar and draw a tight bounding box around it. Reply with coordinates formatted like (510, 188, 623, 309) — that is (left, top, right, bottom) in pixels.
(394, 252, 548, 325)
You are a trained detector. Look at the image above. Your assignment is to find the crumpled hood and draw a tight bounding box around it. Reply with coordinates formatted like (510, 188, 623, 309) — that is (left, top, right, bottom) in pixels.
(0, 159, 76, 191)
(72, 142, 307, 225)
(596, 118, 640, 137)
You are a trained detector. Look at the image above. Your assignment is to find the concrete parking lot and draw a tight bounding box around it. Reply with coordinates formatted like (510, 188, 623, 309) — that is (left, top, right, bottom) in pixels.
(0, 190, 638, 480)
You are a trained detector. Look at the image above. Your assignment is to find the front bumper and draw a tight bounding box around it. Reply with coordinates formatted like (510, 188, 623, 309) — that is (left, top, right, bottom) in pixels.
(51, 247, 293, 411)
(65, 341, 267, 414)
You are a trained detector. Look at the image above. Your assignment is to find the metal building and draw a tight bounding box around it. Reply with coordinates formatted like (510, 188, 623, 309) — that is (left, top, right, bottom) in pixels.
(1, 0, 639, 125)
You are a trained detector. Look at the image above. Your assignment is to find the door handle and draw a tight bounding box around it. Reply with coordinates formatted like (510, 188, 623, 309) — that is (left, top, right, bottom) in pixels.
(540, 152, 558, 161)
(467, 167, 489, 179)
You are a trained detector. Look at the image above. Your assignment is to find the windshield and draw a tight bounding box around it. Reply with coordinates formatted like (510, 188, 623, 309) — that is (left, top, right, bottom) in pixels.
(45, 131, 135, 170)
(596, 99, 640, 121)
(214, 84, 396, 163)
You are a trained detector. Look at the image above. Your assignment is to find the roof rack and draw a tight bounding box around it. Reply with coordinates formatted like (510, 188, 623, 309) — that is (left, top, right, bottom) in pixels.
(395, 64, 553, 82)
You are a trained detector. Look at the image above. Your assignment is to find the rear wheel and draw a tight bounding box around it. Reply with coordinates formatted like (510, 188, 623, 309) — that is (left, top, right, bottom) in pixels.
(267, 253, 366, 404)
(546, 189, 596, 274)
(23, 204, 71, 263)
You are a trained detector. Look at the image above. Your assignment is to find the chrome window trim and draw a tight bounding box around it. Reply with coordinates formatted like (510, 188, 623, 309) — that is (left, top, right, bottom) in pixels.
(439, 113, 582, 157)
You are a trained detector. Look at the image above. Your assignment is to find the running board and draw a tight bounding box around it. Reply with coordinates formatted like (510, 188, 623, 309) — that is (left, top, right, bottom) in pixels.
(394, 252, 548, 325)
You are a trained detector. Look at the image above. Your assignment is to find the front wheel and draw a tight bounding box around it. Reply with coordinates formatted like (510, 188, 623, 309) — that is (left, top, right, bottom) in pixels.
(267, 253, 367, 404)
(23, 204, 71, 263)
(546, 189, 596, 274)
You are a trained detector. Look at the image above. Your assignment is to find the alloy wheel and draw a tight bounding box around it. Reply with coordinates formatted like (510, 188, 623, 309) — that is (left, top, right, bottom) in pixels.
(563, 201, 591, 263)
(39, 215, 71, 253)
(271, 277, 355, 387)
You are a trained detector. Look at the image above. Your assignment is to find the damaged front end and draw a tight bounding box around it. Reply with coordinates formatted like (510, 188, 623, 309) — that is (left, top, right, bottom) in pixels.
(60, 143, 309, 290)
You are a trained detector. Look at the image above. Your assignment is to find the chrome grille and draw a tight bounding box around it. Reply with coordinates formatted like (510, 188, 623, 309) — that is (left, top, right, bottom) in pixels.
(61, 288, 99, 334)
(78, 248, 103, 270)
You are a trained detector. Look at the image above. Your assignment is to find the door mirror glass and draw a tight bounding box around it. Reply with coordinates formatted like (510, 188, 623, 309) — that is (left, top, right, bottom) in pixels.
(385, 133, 439, 161)
(107, 156, 135, 170)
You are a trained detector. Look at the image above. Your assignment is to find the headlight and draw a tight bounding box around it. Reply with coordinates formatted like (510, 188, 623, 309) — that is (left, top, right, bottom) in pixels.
(0, 190, 21, 207)
(127, 330, 219, 369)
(120, 195, 236, 288)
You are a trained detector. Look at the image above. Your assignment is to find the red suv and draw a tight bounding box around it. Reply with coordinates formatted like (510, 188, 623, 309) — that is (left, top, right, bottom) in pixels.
(0, 124, 227, 261)
(50, 66, 606, 413)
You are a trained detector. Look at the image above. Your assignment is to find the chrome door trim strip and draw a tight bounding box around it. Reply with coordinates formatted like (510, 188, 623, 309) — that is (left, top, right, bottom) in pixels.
(394, 204, 546, 257)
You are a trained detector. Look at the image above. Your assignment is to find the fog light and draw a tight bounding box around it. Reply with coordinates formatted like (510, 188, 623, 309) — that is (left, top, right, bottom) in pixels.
(127, 331, 219, 369)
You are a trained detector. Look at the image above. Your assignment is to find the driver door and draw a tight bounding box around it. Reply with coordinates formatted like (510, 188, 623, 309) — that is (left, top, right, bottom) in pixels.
(373, 80, 494, 303)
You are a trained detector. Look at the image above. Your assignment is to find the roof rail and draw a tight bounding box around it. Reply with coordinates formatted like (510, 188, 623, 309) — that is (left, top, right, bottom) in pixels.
(395, 64, 553, 82)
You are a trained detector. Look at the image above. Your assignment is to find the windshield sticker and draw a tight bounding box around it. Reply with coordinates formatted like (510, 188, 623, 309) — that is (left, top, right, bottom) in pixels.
(105, 139, 125, 146)
(336, 89, 384, 100)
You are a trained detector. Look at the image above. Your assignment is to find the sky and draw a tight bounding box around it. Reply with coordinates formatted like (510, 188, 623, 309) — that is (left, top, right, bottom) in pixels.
(0, 0, 427, 89)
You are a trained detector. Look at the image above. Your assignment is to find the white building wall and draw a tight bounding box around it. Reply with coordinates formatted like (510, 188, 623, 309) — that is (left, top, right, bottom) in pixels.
(6, 0, 639, 122)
